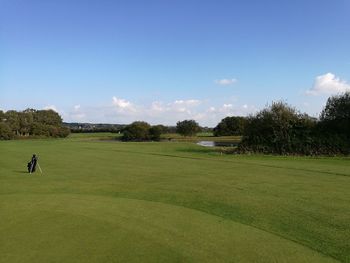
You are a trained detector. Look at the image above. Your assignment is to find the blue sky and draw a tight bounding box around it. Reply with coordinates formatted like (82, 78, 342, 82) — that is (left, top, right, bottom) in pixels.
(1, 0, 349, 126)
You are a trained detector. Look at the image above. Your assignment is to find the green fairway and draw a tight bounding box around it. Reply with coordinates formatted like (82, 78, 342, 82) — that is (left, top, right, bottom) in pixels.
(0, 137, 349, 262)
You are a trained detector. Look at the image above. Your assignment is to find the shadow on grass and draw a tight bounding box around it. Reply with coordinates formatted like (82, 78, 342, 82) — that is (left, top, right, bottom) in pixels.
(176, 147, 217, 154)
(177, 146, 238, 155)
(13, 170, 29, 174)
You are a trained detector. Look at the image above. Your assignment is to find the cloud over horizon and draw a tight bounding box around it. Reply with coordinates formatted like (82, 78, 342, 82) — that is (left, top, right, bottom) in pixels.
(306, 73, 350, 95)
(43, 105, 59, 112)
(112, 97, 137, 113)
(61, 97, 256, 127)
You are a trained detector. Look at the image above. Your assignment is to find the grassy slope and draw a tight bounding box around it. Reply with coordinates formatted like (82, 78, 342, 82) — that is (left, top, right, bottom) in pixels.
(0, 137, 349, 262)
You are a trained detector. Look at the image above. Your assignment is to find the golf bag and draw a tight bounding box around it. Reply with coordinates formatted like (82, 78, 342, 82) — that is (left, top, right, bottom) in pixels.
(27, 154, 38, 173)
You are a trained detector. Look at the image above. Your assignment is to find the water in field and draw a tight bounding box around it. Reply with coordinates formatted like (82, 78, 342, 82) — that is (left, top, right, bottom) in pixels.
(197, 140, 238, 147)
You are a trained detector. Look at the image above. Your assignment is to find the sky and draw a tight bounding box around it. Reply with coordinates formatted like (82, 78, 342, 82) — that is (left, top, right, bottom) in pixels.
(1, 0, 349, 126)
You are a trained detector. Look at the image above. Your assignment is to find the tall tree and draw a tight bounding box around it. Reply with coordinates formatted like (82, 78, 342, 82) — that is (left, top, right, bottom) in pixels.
(0, 109, 69, 139)
(320, 92, 350, 136)
(0, 110, 5, 121)
(34, 110, 62, 126)
(19, 110, 34, 136)
(5, 110, 20, 135)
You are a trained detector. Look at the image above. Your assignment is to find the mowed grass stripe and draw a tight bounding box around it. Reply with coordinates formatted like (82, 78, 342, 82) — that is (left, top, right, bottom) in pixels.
(89, 145, 350, 178)
(72, 139, 350, 177)
(0, 194, 338, 263)
(0, 138, 349, 262)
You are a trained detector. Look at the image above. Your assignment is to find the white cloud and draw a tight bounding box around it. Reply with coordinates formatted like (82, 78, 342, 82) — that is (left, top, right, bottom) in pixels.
(223, 103, 233, 109)
(60, 104, 85, 122)
(198, 103, 257, 126)
(173, 99, 200, 106)
(225, 103, 256, 115)
(112, 97, 137, 112)
(170, 99, 201, 113)
(43, 105, 58, 112)
(306, 73, 350, 95)
(62, 97, 257, 127)
(71, 105, 86, 120)
(208, 106, 216, 112)
(110, 97, 202, 124)
(215, 78, 237, 86)
(150, 101, 164, 112)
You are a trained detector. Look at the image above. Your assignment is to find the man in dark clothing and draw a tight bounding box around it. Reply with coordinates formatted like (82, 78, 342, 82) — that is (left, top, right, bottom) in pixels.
(27, 154, 37, 173)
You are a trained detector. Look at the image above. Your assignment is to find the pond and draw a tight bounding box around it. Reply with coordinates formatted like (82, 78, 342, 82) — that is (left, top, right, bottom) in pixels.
(196, 141, 239, 147)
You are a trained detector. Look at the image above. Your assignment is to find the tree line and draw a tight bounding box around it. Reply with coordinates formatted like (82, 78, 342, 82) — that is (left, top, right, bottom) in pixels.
(120, 120, 202, 141)
(1, 92, 349, 155)
(0, 109, 70, 139)
(154, 92, 349, 155)
(215, 92, 350, 155)
(64, 122, 126, 133)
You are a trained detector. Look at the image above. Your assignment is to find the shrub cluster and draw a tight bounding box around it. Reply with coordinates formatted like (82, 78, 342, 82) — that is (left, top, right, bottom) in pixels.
(0, 109, 70, 139)
(121, 122, 163, 141)
(238, 93, 350, 155)
(176, 120, 201, 136)
(213, 116, 247, 136)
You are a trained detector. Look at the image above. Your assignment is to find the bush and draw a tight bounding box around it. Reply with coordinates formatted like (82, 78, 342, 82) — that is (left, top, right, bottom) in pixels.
(121, 122, 164, 141)
(149, 126, 162, 141)
(239, 102, 318, 155)
(122, 121, 151, 141)
(213, 116, 247, 136)
(176, 120, 200, 137)
(57, 126, 71, 138)
(237, 98, 350, 155)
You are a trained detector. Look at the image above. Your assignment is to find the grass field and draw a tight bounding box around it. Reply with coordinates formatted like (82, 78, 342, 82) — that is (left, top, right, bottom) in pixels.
(0, 135, 349, 262)
(161, 132, 241, 142)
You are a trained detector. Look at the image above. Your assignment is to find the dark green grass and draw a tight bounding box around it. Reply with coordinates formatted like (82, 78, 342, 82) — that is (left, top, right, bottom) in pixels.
(0, 137, 349, 262)
(161, 132, 241, 142)
(68, 132, 120, 140)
